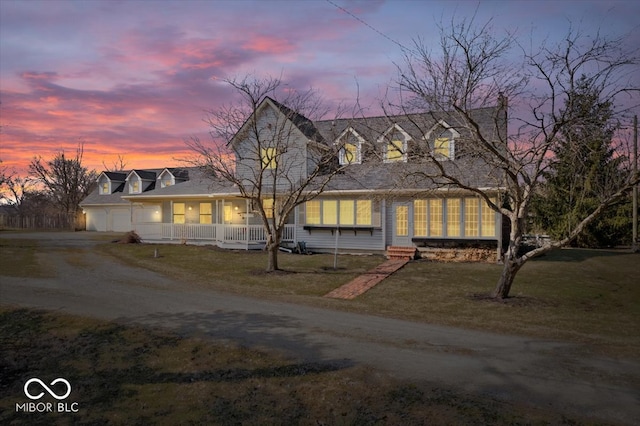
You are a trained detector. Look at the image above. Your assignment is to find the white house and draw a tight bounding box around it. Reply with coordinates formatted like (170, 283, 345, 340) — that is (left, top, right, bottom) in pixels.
(81, 97, 508, 259)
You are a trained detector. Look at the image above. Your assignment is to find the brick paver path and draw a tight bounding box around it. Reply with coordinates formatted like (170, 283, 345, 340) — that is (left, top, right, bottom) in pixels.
(324, 258, 410, 299)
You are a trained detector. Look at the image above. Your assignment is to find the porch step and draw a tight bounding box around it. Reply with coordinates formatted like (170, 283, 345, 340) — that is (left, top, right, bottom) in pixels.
(386, 245, 417, 260)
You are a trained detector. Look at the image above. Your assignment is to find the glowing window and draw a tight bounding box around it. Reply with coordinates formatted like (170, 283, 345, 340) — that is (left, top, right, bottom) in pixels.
(356, 200, 372, 225)
(341, 143, 359, 165)
(339, 200, 354, 225)
(261, 147, 276, 169)
(447, 199, 461, 237)
(481, 198, 496, 237)
(435, 137, 450, 158)
(386, 140, 405, 162)
(429, 199, 443, 237)
(395, 205, 408, 236)
(323, 200, 337, 225)
(413, 200, 427, 237)
(306, 200, 320, 225)
(465, 198, 479, 237)
(200, 203, 212, 224)
(263, 198, 274, 219)
(173, 203, 185, 224)
(101, 182, 109, 194)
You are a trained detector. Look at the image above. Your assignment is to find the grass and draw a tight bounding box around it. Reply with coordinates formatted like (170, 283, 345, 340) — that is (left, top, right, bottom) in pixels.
(96, 242, 640, 358)
(0, 307, 606, 425)
(0, 238, 53, 278)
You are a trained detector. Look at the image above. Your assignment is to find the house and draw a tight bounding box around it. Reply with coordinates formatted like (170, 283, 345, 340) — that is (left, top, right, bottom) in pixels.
(81, 97, 507, 260)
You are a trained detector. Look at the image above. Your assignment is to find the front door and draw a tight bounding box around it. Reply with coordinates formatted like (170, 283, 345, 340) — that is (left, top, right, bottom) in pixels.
(392, 202, 412, 246)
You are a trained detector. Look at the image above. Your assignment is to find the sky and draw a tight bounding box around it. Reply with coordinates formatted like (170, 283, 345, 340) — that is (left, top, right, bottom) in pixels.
(1, 0, 639, 177)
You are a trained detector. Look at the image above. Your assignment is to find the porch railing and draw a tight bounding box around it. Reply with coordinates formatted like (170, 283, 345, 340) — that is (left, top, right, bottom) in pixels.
(136, 223, 295, 244)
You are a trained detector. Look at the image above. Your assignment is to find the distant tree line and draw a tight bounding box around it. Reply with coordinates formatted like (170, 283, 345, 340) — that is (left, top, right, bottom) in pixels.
(0, 144, 96, 230)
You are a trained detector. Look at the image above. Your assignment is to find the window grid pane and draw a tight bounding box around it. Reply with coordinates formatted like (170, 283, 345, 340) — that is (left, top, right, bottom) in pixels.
(429, 199, 443, 237)
(323, 200, 337, 225)
(465, 198, 479, 237)
(356, 200, 372, 225)
(396, 205, 408, 236)
(306, 201, 320, 225)
(339, 200, 354, 225)
(481, 198, 496, 237)
(435, 137, 450, 158)
(173, 202, 185, 224)
(199, 203, 212, 224)
(386, 140, 404, 162)
(413, 200, 427, 237)
(447, 199, 461, 236)
(261, 147, 276, 169)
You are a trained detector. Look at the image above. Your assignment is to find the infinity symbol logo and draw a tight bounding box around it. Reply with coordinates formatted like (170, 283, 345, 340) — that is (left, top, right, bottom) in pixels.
(24, 378, 72, 400)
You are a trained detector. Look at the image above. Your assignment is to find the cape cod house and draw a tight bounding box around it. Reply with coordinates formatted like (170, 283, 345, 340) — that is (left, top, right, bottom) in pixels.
(81, 97, 508, 260)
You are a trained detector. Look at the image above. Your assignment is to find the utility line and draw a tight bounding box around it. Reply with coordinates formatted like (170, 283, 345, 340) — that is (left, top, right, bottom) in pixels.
(325, 0, 412, 53)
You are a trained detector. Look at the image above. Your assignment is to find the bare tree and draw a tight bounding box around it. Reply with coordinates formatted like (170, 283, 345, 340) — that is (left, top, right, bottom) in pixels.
(29, 143, 98, 230)
(102, 154, 128, 172)
(394, 18, 639, 299)
(187, 75, 348, 271)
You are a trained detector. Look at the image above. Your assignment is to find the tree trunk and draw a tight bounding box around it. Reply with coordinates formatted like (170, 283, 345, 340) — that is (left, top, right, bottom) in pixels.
(265, 231, 280, 272)
(266, 244, 279, 272)
(492, 254, 523, 299)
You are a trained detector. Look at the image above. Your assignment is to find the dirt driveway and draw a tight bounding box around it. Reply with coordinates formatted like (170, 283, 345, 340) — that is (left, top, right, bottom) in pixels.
(1, 232, 639, 424)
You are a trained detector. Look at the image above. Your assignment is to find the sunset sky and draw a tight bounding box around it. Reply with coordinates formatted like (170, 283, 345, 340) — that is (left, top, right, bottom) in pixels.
(1, 0, 639, 177)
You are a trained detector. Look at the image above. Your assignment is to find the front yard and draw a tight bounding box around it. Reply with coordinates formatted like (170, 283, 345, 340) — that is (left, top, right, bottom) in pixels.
(96, 242, 640, 358)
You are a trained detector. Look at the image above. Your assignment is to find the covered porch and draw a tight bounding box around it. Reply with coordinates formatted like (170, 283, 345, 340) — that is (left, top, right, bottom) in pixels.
(133, 222, 296, 250)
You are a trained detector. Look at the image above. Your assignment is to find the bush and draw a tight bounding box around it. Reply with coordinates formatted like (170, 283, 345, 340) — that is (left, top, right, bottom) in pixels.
(117, 231, 141, 244)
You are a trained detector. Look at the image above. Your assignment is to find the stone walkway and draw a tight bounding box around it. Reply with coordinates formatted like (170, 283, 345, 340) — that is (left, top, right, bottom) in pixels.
(324, 258, 410, 299)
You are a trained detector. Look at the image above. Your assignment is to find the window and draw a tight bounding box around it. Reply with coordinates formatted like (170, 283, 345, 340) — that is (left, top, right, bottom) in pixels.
(340, 200, 354, 225)
(305, 199, 374, 226)
(464, 198, 479, 236)
(429, 199, 443, 237)
(323, 200, 337, 225)
(173, 203, 185, 224)
(130, 180, 140, 193)
(414, 200, 427, 236)
(396, 205, 408, 236)
(200, 203, 212, 224)
(481, 198, 496, 237)
(385, 140, 405, 162)
(261, 147, 276, 169)
(356, 200, 372, 225)
(306, 200, 321, 224)
(447, 199, 461, 236)
(340, 143, 359, 165)
(263, 198, 274, 219)
(435, 137, 451, 158)
(101, 182, 109, 194)
(164, 179, 172, 187)
(223, 204, 233, 223)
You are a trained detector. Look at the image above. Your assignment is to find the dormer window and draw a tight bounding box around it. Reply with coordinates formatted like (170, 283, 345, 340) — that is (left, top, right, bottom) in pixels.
(435, 136, 452, 159)
(385, 139, 405, 162)
(380, 124, 411, 163)
(425, 120, 459, 161)
(129, 179, 141, 194)
(101, 182, 109, 194)
(336, 127, 364, 165)
(164, 179, 172, 187)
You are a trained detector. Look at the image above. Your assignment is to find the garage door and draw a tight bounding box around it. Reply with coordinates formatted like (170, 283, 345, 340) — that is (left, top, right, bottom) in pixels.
(86, 209, 107, 231)
(110, 210, 131, 232)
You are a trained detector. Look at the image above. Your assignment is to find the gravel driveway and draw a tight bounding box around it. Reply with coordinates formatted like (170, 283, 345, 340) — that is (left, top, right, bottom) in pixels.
(1, 231, 639, 424)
